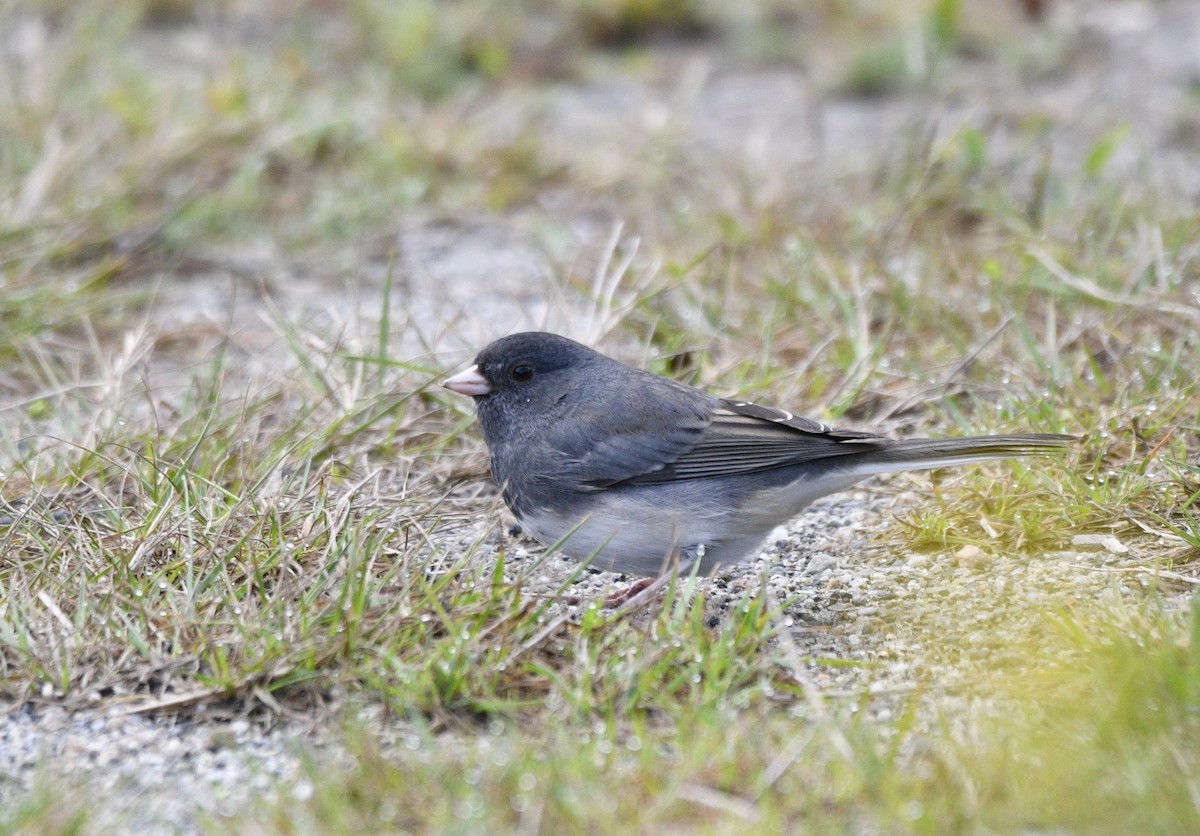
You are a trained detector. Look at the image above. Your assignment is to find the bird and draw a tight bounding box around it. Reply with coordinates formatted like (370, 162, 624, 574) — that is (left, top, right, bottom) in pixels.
(444, 332, 1073, 580)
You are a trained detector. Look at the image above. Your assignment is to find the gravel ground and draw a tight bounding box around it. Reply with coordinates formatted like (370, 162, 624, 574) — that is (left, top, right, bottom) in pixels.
(1, 708, 317, 831)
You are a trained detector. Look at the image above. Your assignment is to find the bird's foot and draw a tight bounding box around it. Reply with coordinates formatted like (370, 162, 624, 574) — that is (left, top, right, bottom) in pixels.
(564, 578, 653, 607)
(607, 551, 702, 618)
(602, 578, 656, 608)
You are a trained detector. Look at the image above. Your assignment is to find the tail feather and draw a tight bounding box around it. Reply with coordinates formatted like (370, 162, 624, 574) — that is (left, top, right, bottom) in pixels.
(845, 433, 1075, 477)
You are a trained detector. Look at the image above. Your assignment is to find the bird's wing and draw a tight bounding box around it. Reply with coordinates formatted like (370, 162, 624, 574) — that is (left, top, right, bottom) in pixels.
(543, 377, 715, 490)
(612, 399, 887, 485)
(551, 387, 886, 489)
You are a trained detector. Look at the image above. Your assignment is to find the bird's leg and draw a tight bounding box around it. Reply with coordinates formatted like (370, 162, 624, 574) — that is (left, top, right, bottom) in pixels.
(601, 577, 656, 608)
(564, 575, 656, 608)
(565, 578, 654, 608)
(606, 545, 703, 617)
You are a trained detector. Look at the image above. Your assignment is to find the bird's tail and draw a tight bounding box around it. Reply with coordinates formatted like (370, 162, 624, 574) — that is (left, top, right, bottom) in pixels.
(847, 433, 1075, 476)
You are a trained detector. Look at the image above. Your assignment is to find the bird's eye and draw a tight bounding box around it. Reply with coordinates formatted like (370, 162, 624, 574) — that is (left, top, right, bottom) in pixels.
(511, 364, 534, 383)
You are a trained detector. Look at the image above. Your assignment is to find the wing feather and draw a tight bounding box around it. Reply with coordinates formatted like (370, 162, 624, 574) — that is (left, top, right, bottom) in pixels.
(616, 399, 887, 485)
(546, 373, 715, 489)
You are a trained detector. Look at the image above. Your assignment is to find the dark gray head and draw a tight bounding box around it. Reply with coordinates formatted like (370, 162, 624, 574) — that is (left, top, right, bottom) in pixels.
(443, 331, 611, 445)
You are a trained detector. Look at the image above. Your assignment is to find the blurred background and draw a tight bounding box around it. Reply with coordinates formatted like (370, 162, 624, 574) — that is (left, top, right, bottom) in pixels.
(4, 0, 1197, 384)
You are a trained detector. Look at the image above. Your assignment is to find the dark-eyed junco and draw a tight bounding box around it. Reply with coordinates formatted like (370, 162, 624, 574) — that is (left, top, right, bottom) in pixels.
(445, 332, 1072, 578)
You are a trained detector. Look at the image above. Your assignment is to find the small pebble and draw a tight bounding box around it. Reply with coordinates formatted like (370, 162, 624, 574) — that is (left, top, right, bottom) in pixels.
(954, 544, 991, 568)
(1070, 534, 1129, 554)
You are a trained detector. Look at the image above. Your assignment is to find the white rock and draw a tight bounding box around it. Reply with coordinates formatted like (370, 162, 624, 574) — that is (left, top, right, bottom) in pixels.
(1071, 534, 1130, 554)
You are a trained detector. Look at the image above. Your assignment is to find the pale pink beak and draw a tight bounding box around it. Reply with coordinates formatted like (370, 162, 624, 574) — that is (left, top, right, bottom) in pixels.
(444, 364, 492, 397)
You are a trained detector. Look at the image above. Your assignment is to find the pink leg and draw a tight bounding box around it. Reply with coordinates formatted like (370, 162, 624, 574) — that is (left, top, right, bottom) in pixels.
(607, 552, 700, 617)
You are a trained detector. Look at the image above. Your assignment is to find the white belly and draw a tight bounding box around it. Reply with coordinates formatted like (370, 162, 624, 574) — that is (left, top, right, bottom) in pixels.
(513, 471, 868, 577)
